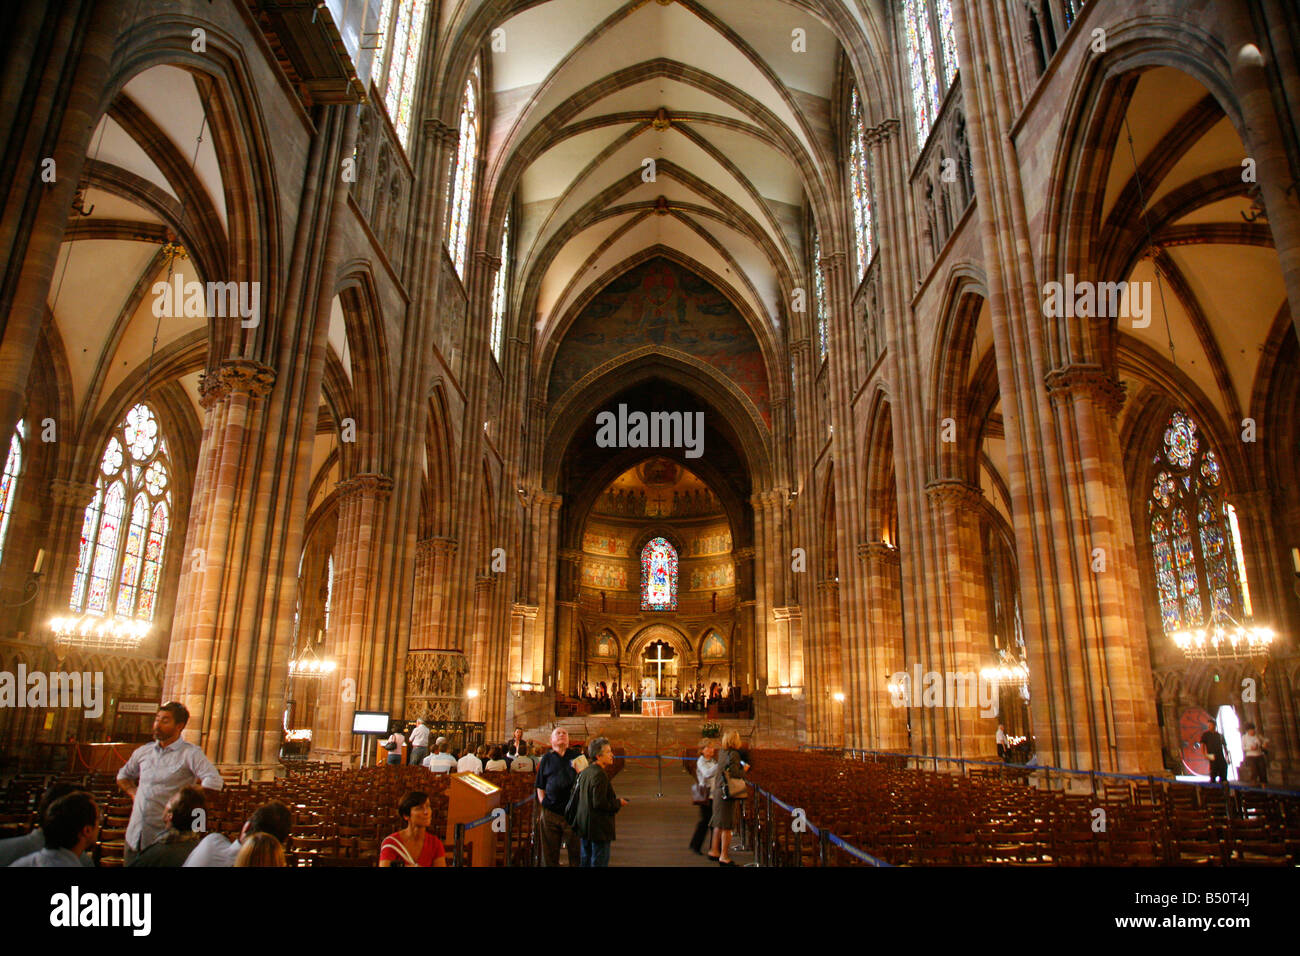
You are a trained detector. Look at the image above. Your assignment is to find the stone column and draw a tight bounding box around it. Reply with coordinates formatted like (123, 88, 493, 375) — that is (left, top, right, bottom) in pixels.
(411, 536, 457, 652)
(314, 473, 393, 760)
(857, 542, 908, 751)
(467, 574, 496, 724)
(813, 578, 844, 747)
(924, 479, 998, 758)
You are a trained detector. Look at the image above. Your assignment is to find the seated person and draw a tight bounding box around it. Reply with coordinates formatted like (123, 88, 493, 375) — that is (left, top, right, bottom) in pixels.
(9, 791, 98, 867)
(421, 738, 457, 773)
(0, 783, 93, 867)
(510, 743, 535, 773)
(378, 791, 446, 867)
(129, 786, 206, 867)
(456, 747, 484, 774)
(185, 800, 293, 867)
(484, 747, 508, 772)
(234, 832, 286, 867)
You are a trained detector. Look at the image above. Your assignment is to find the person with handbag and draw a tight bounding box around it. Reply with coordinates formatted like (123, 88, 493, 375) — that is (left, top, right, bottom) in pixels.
(381, 726, 405, 766)
(378, 791, 447, 867)
(690, 740, 719, 855)
(709, 730, 747, 865)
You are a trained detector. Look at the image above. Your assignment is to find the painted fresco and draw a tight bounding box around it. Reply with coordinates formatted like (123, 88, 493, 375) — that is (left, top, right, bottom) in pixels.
(548, 257, 771, 426)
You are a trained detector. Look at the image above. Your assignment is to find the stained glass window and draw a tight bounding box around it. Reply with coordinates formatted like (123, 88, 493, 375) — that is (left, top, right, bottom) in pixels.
(640, 537, 678, 611)
(847, 88, 874, 283)
(377, 0, 430, 148)
(812, 225, 828, 359)
(0, 419, 23, 565)
(1146, 411, 1248, 635)
(446, 62, 480, 279)
(323, 554, 334, 634)
(902, 0, 960, 149)
(490, 210, 510, 362)
(71, 403, 173, 621)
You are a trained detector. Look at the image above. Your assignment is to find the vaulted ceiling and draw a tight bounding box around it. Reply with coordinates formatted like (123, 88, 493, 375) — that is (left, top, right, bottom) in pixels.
(481, 0, 858, 371)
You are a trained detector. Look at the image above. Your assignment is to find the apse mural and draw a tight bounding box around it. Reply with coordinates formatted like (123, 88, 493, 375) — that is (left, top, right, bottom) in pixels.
(548, 257, 770, 425)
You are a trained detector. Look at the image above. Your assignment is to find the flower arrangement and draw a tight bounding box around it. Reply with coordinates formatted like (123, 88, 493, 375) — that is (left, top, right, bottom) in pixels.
(701, 721, 721, 739)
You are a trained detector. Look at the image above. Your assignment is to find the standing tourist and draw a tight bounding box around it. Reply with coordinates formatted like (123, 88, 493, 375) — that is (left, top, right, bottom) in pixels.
(689, 740, 719, 855)
(569, 736, 627, 867)
(117, 702, 223, 865)
(1201, 722, 1230, 784)
(709, 730, 748, 865)
(1240, 723, 1269, 785)
(535, 727, 583, 866)
(408, 718, 431, 767)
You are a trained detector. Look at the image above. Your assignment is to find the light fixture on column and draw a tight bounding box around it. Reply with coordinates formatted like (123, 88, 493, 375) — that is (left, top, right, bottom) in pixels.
(980, 650, 1029, 689)
(1171, 617, 1275, 662)
(831, 691, 845, 703)
(288, 644, 337, 678)
(466, 688, 479, 699)
(49, 615, 150, 651)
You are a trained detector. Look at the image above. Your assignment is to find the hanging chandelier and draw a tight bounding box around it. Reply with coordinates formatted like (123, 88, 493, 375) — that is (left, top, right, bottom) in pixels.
(49, 615, 150, 651)
(287, 645, 337, 678)
(1171, 619, 1275, 661)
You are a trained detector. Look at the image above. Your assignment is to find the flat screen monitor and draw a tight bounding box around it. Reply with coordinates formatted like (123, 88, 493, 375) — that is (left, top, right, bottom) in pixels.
(351, 710, 390, 735)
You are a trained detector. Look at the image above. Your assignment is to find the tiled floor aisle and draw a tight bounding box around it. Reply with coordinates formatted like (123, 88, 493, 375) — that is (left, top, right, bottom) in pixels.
(604, 758, 756, 867)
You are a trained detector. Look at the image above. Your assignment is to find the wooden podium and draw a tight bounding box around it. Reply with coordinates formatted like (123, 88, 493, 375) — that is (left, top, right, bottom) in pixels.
(641, 698, 672, 717)
(446, 773, 502, 867)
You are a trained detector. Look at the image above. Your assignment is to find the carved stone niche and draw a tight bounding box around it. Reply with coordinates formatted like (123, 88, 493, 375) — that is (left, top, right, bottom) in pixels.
(404, 650, 469, 722)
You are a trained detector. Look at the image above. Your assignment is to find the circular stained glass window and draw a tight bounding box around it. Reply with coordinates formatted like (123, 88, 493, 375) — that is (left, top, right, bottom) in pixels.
(1163, 411, 1197, 469)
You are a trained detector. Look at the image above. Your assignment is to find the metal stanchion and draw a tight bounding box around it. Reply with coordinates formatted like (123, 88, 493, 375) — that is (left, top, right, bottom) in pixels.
(453, 822, 465, 867)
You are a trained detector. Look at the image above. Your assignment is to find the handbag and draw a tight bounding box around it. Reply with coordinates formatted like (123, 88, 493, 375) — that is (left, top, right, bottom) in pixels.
(690, 782, 711, 805)
(721, 753, 748, 800)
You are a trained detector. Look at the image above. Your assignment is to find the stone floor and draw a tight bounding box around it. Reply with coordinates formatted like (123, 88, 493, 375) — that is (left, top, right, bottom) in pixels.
(602, 757, 756, 867)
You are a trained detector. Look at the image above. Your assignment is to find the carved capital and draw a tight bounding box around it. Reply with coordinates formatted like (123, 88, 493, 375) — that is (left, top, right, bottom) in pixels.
(336, 472, 394, 502)
(1044, 364, 1126, 417)
(474, 250, 502, 270)
(859, 540, 900, 564)
(558, 548, 583, 565)
(789, 338, 812, 359)
(423, 118, 458, 147)
(925, 479, 984, 512)
(200, 360, 276, 406)
(734, 546, 756, 562)
(818, 251, 847, 275)
(475, 574, 495, 592)
(417, 536, 457, 558)
(49, 478, 98, 507)
(817, 578, 839, 594)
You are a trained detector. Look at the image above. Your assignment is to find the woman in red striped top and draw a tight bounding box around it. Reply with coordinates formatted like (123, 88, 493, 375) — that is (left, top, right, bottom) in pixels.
(378, 791, 447, 867)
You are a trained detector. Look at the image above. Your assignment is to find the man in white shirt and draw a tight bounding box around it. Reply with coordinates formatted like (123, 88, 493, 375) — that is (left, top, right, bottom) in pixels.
(408, 718, 431, 767)
(117, 701, 223, 865)
(184, 800, 293, 867)
(1240, 723, 1269, 785)
(457, 746, 484, 774)
(422, 737, 457, 773)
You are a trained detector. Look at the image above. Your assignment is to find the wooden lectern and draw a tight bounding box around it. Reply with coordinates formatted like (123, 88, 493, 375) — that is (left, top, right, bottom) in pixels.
(446, 773, 502, 867)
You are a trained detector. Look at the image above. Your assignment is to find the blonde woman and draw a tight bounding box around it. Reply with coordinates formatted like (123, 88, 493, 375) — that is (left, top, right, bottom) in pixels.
(708, 730, 747, 865)
(234, 832, 287, 867)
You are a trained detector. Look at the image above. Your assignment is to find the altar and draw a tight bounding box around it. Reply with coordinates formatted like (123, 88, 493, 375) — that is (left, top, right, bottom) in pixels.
(641, 698, 673, 717)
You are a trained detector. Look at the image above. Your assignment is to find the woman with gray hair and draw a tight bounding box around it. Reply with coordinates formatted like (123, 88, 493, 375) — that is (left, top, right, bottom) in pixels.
(567, 736, 628, 867)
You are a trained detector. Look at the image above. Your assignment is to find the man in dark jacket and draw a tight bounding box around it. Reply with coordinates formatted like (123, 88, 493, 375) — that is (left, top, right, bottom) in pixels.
(536, 727, 583, 866)
(1201, 722, 1230, 784)
(570, 736, 627, 867)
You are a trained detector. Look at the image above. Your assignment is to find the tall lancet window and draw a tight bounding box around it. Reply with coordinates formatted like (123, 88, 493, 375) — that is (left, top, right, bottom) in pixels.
(489, 210, 510, 362)
(323, 554, 334, 634)
(71, 403, 173, 621)
(1147, 411, 1249, 634)
(446, 61, 481, 279)
(902, 0, 960, 148)
(376, 0, 430, 148)
(812, 226, 828, 359)
(641, 537, 678, 611)
(847, 88, 874, 283)
(0, 419, 23, 564)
